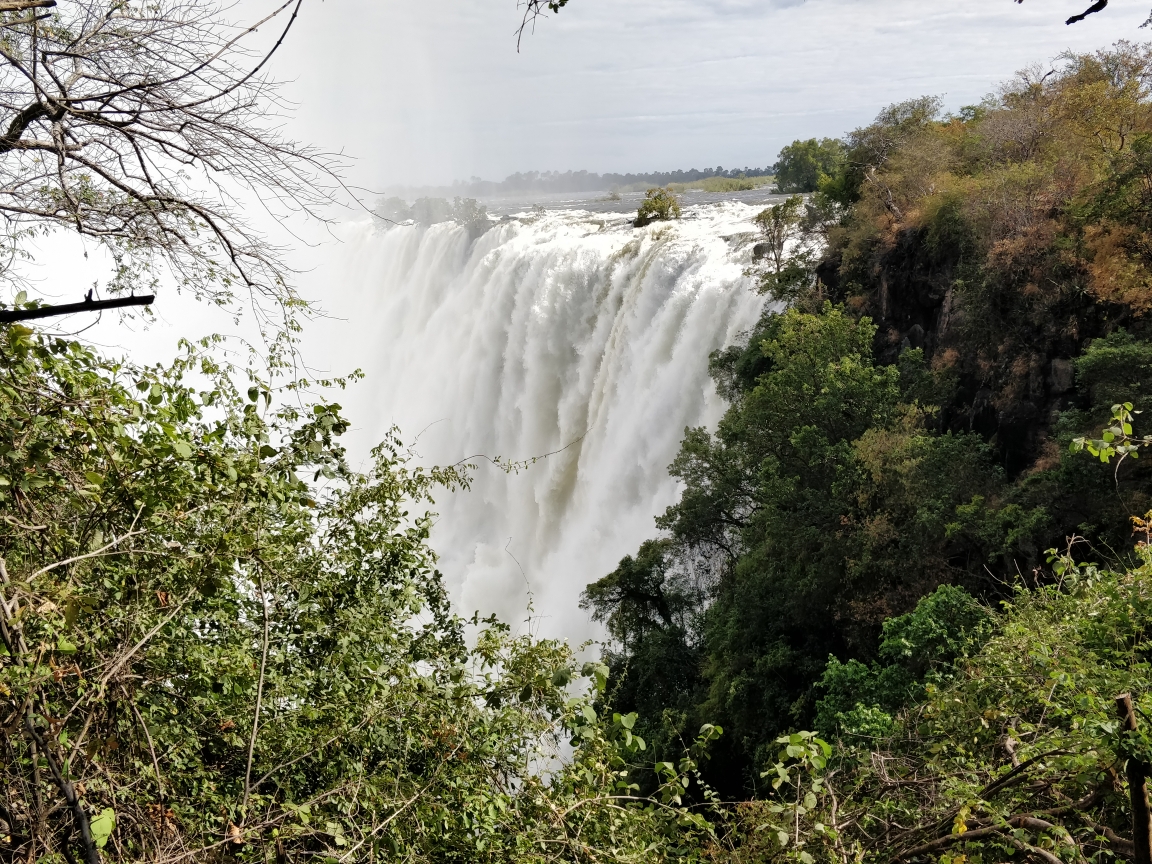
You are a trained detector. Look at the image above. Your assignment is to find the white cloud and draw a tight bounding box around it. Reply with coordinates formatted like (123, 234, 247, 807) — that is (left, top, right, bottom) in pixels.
(267, 0, 1151, 187)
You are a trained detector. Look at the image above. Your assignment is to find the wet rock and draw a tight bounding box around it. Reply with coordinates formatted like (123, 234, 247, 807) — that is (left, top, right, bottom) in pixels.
(905, 323, 925, 350)
(1048, 358, 1074, 394)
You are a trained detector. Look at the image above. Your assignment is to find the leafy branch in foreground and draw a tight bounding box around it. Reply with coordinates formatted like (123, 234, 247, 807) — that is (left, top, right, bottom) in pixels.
(1073, 402, 1152, 468)
(0, 324, 722, 863)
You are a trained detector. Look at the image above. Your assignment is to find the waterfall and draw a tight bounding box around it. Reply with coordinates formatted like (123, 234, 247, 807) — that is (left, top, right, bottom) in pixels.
(315, 202, 768, 640)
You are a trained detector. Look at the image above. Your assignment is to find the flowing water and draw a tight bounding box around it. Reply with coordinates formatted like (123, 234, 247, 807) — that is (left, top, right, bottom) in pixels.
(317, 200, 772, 641)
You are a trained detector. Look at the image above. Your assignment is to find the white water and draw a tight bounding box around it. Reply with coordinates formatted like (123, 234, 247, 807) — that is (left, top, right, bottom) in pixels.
(312, 202, 768, 641)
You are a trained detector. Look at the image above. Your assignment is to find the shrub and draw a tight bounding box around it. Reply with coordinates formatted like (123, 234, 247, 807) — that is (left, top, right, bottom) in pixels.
(634, 188, 681, 227)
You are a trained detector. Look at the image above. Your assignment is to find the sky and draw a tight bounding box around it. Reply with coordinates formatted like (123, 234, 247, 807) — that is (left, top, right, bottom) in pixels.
(269, 0, 1152, 190)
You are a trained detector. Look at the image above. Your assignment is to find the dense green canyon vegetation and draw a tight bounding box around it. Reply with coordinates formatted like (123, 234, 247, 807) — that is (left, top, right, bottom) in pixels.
(7, 0, 1152, 855)
(578, 41, 1152, 858)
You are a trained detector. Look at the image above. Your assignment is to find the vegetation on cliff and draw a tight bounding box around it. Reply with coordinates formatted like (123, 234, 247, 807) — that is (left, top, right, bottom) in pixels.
(11, 5, 1152, 857)
(584, 41, 1152, 805)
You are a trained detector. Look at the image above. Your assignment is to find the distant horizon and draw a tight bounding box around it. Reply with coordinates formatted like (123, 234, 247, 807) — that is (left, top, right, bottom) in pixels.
(276, 1, 1151, 193)
(384, 164, 777, 199)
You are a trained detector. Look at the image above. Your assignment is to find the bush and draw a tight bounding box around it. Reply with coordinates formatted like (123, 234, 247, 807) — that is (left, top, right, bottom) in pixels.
(0, 325, 719, 864)
(634, 188, 681, 227)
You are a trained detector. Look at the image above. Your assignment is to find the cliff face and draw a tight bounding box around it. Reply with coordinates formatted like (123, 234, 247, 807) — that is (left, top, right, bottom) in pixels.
(877, 237, 1151, 473)
(825, 237, 1104, 478)
(809, 46, 1152, 484)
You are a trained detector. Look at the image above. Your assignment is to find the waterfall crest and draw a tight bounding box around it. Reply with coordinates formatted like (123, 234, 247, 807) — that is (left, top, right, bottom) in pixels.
(319, 203, 768, 639)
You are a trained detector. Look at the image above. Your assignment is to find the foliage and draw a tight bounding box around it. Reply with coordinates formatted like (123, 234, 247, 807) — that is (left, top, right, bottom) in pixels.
(664, 176, 774, 194)
(751, 195, 818, 302)
(585, 45, 1152, 793)
(634, 188, 682, 227)
(719, 537, 1152, 863)
(813, 584, 992, 738)
(0, 325, 724, 863)
(374, 197, 492, 240)
(1073, 401, 1152, 465)
(773, 139, 846, 194)
(583, 304, 1041, 792)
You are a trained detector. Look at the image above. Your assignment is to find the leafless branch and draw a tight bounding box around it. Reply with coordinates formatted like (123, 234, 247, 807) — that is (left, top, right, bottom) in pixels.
(0, 0, 346, 332)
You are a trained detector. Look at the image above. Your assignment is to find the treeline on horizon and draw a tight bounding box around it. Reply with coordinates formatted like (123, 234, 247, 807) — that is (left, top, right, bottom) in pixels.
(389, 164, 775, 198)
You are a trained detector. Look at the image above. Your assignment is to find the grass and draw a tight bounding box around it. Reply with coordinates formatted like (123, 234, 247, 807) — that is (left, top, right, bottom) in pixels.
(618, 175, 775, 194)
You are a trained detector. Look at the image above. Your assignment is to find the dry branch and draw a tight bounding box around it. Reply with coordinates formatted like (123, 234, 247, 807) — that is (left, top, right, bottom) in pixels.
(0, 292, 153, 321)
(0, 0, 343, 331)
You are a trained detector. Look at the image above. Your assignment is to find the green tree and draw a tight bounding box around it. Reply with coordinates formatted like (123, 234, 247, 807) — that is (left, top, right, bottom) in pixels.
(584, 305, 1034, 790)
(772, 139, 845, 194)
(752, 195, 818, 302)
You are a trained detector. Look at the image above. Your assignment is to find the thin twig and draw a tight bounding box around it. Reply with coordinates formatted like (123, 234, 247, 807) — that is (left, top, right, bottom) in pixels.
(242, 572, 271, 818)
(124, 685, 165, 804)
(31, 525, 145, 578)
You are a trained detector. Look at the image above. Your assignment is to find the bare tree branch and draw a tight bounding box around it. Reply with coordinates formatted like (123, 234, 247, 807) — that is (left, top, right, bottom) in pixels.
(0, 0, 346, 334)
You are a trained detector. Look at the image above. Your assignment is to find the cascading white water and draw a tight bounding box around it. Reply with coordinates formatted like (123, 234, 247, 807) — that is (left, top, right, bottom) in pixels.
(314, 202, 768, 641)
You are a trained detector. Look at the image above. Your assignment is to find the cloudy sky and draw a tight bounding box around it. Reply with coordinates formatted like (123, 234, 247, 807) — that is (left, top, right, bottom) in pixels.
(270, 0, 1151, 189)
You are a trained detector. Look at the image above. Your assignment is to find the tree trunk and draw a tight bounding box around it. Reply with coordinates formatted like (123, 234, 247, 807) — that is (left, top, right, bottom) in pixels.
(1116, 693, 1152, 864)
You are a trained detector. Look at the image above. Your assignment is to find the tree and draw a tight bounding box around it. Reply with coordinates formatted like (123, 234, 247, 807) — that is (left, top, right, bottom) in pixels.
(772, 139, 844, 194)
(0, 0, 343, 332)
(751, 194, 818, 302)
(753, 195, 803, 275)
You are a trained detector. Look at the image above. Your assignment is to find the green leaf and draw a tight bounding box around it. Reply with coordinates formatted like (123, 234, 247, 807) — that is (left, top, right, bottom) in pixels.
(90, 808, 115, 848)
(56, 637, 77, 654)
(13, 290, 27, 305)
(171, 440, 193, 459)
